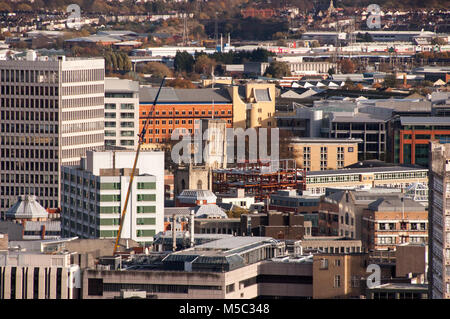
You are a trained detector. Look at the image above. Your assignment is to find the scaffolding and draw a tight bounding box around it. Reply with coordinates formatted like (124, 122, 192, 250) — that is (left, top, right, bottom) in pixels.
(212, 159, 306, 202)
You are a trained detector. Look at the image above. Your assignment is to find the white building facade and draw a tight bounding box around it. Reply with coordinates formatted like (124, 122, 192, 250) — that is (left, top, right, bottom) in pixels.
(104, 77, 139, 149)
(60, 150, 164, 246)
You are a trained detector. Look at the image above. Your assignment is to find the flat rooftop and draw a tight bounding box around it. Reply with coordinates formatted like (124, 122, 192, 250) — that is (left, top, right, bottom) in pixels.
(290, 137, 363, 143)
(400, 116, 450, 126)
(368, 283, 428, 291)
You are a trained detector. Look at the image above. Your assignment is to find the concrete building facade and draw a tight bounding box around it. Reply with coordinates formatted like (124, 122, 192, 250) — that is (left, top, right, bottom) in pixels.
(429, 141, 450, 299)
(104, 77, 139, 149)
(289, 137, 360, 171)
(60, 150, 164, 246)
(0, 55, 105, 213)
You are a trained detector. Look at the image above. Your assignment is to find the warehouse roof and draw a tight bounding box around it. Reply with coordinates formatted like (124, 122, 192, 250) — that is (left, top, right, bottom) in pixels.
(139, 87, 232, 103)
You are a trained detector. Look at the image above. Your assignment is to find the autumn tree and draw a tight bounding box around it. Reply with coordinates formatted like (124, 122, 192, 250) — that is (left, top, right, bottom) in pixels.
(137, 62, 173, 78)
(194, 54, 216, 75)
(339, 59, 355, 74)
(166, 77, 196, 89)
(264, 61, 291, 78)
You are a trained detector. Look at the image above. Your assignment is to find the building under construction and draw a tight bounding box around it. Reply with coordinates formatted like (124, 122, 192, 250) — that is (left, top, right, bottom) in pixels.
(212, 159, 306, 202)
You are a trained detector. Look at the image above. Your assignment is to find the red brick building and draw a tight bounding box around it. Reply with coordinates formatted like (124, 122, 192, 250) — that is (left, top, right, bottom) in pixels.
(139, 87, 233, 144)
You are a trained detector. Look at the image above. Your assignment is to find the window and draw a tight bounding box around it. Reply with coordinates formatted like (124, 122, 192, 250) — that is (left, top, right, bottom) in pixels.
(137, 182, 156, 189)
(334, 275, 341, 288)
(348, 147, 354, 152)
(137, 194, 156, 201)
(226, 283, 235, 293)
(335, 259, 341, 267)
(320, 258, 328, 270)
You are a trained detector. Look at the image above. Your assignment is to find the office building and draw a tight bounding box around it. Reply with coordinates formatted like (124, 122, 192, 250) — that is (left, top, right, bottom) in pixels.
(228, 82, 276, 129)
(83, 236, 286, 299)
(240, 211, 307, 240)
(104, 77, 139, 149)
(0, 248, 80, 299)
(304, 165, 428, 195)
(429, 141, 450, 299)
(389, 117, 450, 167)
(268, 189, 320, 214)
(362, 197, 428, 251)
(139, 87, 233, 145)
(0, 54, 105, 214)
(313, 253, 368, 299)
(60, 150, 164, 246)
(289, 137, 361, 171)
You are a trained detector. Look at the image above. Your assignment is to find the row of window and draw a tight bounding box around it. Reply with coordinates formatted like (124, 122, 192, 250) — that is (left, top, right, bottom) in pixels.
(1, 69, 58, 83)
(105, 103, 135, 110)
(1, 184, 57, 196)
(378, 222, 427, 231)
(105, 121, 134, 128)
(1, 110, 58, 122)
(61, 122, 103, 134)
(141, 109, 232, 116)
(105, 112, 135, 119)
(306, 171, 427, 184)
(105, 140, 134, 146)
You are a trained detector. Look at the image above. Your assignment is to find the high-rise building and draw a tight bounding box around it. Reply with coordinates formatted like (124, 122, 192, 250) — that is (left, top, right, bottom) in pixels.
(60, 150, 165, 246)
(429, 141, 450, 299)
(0, 54, 105, 214)
(104, 77, 139, 149)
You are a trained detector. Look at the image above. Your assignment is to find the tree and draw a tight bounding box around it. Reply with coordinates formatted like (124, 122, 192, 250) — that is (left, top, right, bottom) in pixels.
(174, 51, 194, 74)
(264, 61, 291, 78)
(137, 62, 172, 78)
(0, 2, 12, 11)
(383, 74, 399, 88)
(194, 54, 216, 75)
(343, 78, 354, 90)
(339, 59, 355, 74)
(166, 77, 195, 89)
(431, 37, 447, 46)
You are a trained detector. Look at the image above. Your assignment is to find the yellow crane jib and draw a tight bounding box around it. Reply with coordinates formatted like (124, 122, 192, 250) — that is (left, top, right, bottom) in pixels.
(113, 76, 166, 256)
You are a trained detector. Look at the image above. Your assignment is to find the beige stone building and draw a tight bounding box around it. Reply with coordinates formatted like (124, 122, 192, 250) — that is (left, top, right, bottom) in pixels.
(228, 82, 276, 129)
(289, 137, 361, 171)
(313, 253, 368, 299)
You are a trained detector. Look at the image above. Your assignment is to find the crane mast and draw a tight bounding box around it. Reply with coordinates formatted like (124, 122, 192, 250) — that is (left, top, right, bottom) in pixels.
(113, 76, 166, 256)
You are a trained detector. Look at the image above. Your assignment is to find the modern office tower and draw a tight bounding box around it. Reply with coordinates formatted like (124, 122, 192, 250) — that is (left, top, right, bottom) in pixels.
(0, 53, 105, 215)
(104, 77, 139, 149)
(60, 150, 164, 246)
(429, 141, 450, 299)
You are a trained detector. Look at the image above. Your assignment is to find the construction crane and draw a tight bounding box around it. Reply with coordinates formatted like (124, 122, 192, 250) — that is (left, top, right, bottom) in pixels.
(113, 76, 166, 256)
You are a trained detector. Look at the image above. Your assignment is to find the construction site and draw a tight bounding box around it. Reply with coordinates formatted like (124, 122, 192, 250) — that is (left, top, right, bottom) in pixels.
(212, 159, 306, 202)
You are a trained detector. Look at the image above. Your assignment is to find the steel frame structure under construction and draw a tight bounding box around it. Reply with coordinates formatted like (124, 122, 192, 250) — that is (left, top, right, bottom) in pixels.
(212, 159, 306, 201)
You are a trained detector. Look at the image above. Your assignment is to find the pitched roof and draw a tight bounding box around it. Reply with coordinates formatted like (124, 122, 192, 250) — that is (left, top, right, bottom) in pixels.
(5, 195, 48, 220)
